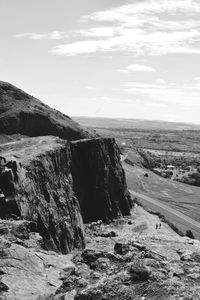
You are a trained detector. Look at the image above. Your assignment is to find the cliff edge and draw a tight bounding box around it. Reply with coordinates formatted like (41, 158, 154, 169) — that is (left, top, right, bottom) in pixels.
(0, 136, 85, 253)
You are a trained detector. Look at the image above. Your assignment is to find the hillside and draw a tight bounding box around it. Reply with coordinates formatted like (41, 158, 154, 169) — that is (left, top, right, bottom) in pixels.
(74, 116, 200, 240)
(0, 81, 93, 141)
(74, 116, 200, 131)
(2, 86, 200, 299)
(2, 204, 200, 299)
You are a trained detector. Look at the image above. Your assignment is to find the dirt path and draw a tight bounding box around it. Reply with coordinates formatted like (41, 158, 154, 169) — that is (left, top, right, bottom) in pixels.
(130, 189, 200, 237)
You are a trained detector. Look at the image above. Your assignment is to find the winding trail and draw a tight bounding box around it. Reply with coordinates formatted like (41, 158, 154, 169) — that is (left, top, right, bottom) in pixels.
(130, 189, 200, 237)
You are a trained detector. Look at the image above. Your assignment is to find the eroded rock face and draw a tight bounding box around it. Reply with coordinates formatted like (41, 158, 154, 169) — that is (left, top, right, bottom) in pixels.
(70, 138, 132, 222)
(0, 231, 76, 300)
(0, 136, 85, 253)
(0, 136, 132, 254)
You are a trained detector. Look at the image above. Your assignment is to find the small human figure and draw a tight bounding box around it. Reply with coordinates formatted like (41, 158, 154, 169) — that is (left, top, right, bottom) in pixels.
(156, 223, 158, 229)
(159, 223, 162, 229)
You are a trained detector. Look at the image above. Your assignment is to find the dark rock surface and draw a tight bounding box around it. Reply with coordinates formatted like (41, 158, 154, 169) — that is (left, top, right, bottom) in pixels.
(0, 81, 93, 141)
(70, 138, 132, 222)
(0, 136, 85, 253)
(0, 136, 132, 253)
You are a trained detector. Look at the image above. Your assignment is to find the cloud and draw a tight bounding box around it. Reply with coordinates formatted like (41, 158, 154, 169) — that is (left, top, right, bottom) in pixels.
(85, 85, 96, 90)
(15, 31, 69, 40)
(156, 78, 166, 84)
(15, 33, 47, 40)
(78, 27, 117, 37)
(50, 0, 200, 56)
(50, 40, 106, 56)
(16, 1, 200, 57)
(85, 0, 200, 23)
(126, 64, 156, 72)
(122, 81, 200, 109)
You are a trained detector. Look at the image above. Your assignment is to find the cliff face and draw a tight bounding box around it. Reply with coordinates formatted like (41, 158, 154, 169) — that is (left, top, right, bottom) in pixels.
(0, 136, 85, 253)
(0, 136, 131, 253)
(0, 81, 132, 254)
(0, 81, 94, 140)
(70, 138, 131, 222)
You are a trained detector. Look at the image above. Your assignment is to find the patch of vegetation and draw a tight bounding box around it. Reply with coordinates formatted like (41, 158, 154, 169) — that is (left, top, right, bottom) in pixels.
(185, 230, 195, 239)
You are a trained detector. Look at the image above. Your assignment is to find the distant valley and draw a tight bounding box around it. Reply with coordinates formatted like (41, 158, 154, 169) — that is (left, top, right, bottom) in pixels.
(75, 116, 200, 239)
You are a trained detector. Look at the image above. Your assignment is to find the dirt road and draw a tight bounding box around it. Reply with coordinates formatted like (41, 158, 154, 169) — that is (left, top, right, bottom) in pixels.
(130, 189, 200, 238)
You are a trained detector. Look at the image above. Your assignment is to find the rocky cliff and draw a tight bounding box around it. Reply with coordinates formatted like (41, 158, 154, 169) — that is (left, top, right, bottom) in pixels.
(0, 136, 85, 253)
(0, 81, 93, 140)
(0, 81, 132, 252)
(0, 135, 131, 253)
(70, 138, 131, 222)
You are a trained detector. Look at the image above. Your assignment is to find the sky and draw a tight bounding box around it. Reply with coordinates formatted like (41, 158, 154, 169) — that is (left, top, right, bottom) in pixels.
(1, 0, 200, 124)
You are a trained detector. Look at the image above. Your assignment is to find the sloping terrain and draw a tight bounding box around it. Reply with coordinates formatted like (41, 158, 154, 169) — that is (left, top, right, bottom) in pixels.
(124, 161, 200, 239)
(0, 82, 134, 299)
(76, 116, 200, 240)
(2, 205, 200, 299)
(0, 81, 93, 141)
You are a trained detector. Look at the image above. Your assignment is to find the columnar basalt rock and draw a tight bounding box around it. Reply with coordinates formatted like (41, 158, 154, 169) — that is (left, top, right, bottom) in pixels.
(0, 136, 85, 253)
(70, 138, 132, 223)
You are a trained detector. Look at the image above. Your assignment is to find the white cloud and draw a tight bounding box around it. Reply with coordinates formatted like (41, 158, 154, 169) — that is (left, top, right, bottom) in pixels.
(16, 1, 200, 57)
(15, 31, 69, 40)
(122, 81, 200, 109)
(15, 33, 47, 40)
(50, 0, 200, 56)
(156, 78, 166, 84)
(124, 82, 168, 89)
(86, 0, 200, 22)
(118, 64, 156, 73)
(194, 77, 200, 82)
(85, 85, 96, 90)
(145, 102, 168, 108)
(50, 40, 106, 56)
(127, 64, 156, 72)
(78, 27, 117, 37)
(117, 69, 129, 73)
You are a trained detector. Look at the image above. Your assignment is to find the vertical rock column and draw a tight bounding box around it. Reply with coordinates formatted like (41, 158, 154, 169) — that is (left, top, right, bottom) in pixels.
(70, 138, 132, 223)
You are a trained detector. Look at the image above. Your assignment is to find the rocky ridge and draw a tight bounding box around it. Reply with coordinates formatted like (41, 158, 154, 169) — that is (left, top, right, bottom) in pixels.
(0, 135, 131, 253)
(0, 81, 93, 140)
(0, 81, 137, 299)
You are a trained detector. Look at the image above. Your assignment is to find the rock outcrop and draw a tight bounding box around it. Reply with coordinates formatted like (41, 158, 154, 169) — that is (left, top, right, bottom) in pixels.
(0, 136, 85, 253)
(0, 81, 93, 140)
(0, 81, 133, 300)
(0, 221, 76, 300)
(70, 138, 131, 222)
(0, 136, 131, 253)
